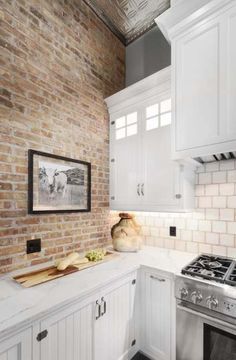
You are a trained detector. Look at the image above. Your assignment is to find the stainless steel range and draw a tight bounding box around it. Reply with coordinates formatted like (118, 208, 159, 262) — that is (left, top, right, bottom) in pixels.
(176, 254, 236, 360)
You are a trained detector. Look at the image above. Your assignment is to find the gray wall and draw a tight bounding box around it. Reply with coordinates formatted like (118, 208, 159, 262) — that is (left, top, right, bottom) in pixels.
(126, 26, 171, 87)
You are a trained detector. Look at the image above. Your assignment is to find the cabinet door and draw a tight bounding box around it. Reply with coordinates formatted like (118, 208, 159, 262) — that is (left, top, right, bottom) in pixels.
(40, 299, 94, 360)
(141, 98, 182, 211)
(110, 110, 141, 210)
(94, 274, 137, 360)
(141, 269, 172, 360)
(0, 328, 32, 360)
(175, 17, 222, 152)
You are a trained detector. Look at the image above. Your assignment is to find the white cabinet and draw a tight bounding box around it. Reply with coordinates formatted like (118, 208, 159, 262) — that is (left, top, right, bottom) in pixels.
(0, 328, 32, 360)
(94, 272, 137, 360)
(37, 271, 137, 360)
(106, 68, 195, 213)
(39, 296, 94, 360)
(156, 0, 236, 160)
(140, 268, 174, 360)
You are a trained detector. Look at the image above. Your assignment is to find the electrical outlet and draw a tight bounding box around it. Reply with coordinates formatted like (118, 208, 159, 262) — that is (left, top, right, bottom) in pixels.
(169, 226, 176, 237)
(27, 238, 41, 254)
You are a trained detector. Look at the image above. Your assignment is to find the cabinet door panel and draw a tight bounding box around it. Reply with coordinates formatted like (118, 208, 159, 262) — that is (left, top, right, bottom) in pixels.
(143, 124, 181, 210)
(142, 270, 172, 360)
(110, 112, 141, 209)
(227, 9, 236, 137)
(40, 301, 93, 360)
(0, 328, 32, 360)
(176, 22, 220, 150)
(94, 276, 136, 360)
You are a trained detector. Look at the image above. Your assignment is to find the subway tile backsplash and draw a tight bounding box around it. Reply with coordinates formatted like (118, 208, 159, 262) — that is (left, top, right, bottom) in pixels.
(110, 160, 236, 257)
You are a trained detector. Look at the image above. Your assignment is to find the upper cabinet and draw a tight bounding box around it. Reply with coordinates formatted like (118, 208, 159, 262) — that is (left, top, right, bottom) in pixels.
(156, 0, 236, 160)
(105, 68, 195, 213)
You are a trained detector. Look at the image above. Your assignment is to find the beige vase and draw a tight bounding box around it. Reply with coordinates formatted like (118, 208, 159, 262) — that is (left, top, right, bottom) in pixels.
(111, 213, 142, 252)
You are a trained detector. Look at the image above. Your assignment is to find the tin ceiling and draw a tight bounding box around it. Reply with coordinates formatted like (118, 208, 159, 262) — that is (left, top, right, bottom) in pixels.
(84, 0, 170, 45)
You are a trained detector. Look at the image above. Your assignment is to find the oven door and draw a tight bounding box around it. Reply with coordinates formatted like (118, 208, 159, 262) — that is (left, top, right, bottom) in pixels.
(176, 300, 236, 360)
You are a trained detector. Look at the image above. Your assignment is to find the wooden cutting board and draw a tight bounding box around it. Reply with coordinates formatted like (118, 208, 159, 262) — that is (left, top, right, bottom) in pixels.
(13, 251, 119, 288)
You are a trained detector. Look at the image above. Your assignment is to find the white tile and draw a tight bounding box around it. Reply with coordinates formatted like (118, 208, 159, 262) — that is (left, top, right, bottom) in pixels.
(199, 173, 212, 184)
(220, 234, 234, 247)
(199, 197, 212, 208)
(212, 221, 227, 233)
(206, 162, 219, 172)
(228, 170, 236, 183)
(206, 232, 219, 245)
(160, 227, 168, 237)
(193, 231, 205, 242)
(175, 240, 186, 252)
(199, 220, 211, 232)
(212, 196, 227, 208)
(154, 218, 164, 227)
(205, 209, 219, 220)
(186, 242, 198, 253)
(227, 247, 236, 259)
(175, 218, 186, 229)
(227, 222, 236, 235)
(181, 229, 192, 241)
(196, 164, 205, 173)
(192, 211, 205, 220)
(220, 160, 235, 171)
(212, 171, 227, 184)
(220, 209, 234, 221)
(212, 245, 226, 256)
(186, 219, 198, 231)
(164, 238, 175, 249)
(150, 227, 160, 237)
(142, 226, 150, 236)
(219, 183, 234, 196)
(227, 196, 236, 208)
(199, 243, 212, 254)
(205, 184, 219, 196)
(195, 185, 205, 196)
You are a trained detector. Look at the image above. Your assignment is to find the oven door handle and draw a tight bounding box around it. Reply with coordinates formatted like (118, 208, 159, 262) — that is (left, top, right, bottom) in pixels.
(177, 302, 236, 331)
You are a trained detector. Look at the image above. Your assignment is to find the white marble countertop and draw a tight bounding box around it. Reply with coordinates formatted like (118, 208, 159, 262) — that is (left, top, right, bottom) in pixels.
(0, 247, 196, 338)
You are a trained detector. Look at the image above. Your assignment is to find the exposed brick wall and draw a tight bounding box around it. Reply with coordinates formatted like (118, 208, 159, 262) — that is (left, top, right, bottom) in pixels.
(110, 160, 236, 257)
(0, 0, 125, 273)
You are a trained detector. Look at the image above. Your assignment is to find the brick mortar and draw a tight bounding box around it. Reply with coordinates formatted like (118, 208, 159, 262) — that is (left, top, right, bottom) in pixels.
(0, 0, 125, 273)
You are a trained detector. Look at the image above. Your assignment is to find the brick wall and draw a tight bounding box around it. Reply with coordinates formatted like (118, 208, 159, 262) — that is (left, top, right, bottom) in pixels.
(110, 160, 236, 257)
(0, 0, 125, 273)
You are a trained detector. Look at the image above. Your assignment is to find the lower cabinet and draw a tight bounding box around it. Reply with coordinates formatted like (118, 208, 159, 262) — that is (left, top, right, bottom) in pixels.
(140, 268, 174, 360)
(94, 273, 137, 360)
(0, 328, 32, 360)
(35, 271, 137, 360)
(39, 296, 95, 360)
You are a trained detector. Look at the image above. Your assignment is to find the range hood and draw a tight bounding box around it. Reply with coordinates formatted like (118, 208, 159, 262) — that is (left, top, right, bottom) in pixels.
(195, 152, 236, 164)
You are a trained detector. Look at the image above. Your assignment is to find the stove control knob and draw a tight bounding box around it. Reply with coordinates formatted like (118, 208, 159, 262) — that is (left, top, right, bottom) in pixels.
(206, 296, 218, 310)
(180, 288, 188, 299)
(190, 291, 203, 304)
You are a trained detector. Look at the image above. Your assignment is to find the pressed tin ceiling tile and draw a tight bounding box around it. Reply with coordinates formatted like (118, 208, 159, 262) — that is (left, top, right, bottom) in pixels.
(84, 0, 170, 44)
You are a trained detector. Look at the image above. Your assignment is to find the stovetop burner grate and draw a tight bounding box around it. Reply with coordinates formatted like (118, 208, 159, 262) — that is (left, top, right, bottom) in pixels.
(182, 254, 236, 285)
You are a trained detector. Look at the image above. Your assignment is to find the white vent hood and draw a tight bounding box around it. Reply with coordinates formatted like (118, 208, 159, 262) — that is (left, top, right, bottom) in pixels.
(155, 0, 236, 165)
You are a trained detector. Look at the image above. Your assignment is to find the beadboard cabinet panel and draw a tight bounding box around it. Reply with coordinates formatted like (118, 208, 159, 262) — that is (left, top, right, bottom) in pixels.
(227, 9, 236, 137)
(39, 297, 94, 360)
(0, 328, 32, 360)
(94, 273, 137, 360)
(141, 269, 174, 360)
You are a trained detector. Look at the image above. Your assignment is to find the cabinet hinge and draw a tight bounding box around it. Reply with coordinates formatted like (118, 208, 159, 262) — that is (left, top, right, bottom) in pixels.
(37, 329, 48, 342)
(132, 279, 136, 285)
(111, 121, 115, 125)
(111, 158, 115, 163)
(131, 339, 136, 347)
(111, 196, 115, 200)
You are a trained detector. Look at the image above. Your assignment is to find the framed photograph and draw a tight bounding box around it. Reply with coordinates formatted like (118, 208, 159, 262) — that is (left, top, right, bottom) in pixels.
(28, 150, 91, 214)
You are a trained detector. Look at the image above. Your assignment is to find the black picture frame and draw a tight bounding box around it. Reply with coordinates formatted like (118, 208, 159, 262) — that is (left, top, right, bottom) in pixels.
(28, 149, 91, 214)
